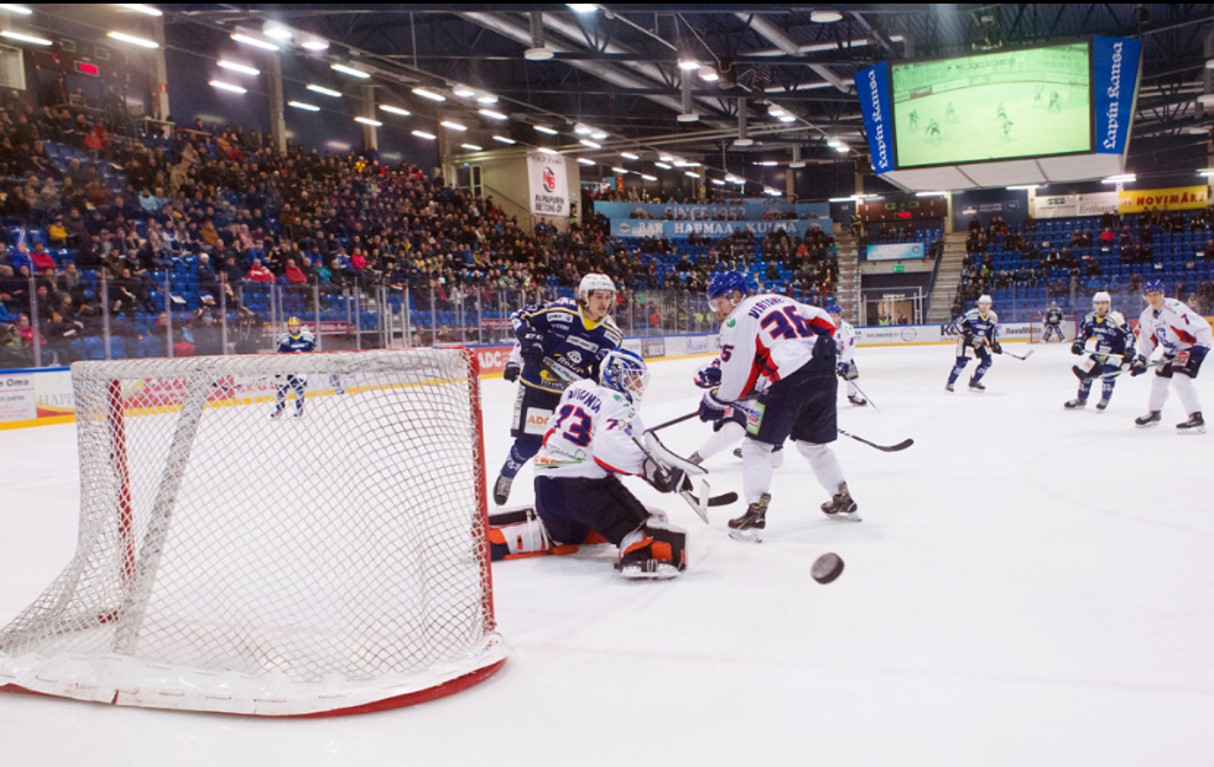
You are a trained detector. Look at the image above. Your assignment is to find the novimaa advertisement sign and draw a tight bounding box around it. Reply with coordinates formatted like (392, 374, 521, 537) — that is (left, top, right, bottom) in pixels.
(854, 62, 895, 174)
(1092, 36, 1141, 155)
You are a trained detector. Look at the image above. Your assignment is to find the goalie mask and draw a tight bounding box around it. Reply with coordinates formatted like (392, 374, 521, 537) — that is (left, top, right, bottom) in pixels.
(599, 349, 649, 403)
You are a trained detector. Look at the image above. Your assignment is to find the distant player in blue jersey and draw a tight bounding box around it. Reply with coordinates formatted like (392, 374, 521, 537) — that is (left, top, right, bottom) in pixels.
(946, 294, 1002, 392)
(1042, 301, 1067, 342)
(1066, 291, 1133, 411)
(492, 274, 623, 505)
(271, 316, 315, 418)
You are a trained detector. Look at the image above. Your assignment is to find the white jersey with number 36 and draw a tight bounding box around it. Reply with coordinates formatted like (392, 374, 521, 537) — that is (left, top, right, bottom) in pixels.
(716, 294, 836, 403)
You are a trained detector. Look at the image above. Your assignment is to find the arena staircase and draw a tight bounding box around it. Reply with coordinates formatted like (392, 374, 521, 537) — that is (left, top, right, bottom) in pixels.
(834, 232, 861, 326)
(926, 232, 969, 323)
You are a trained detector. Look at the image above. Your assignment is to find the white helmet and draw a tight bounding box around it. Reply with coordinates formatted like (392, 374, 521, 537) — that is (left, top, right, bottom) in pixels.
(578, 273, 615, 302)
(1093, 291, 1111, 305)
(977, 295, 992, 306)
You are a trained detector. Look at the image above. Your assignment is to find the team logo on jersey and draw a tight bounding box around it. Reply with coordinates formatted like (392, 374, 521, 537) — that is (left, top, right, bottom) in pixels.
(565, 350, 583, 365)
(542, 167, 557, 192)
(726, 319, 737, 328)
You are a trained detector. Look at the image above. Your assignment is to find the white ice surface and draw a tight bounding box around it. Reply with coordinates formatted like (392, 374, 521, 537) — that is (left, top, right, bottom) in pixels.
(1, 342, 1212, 766)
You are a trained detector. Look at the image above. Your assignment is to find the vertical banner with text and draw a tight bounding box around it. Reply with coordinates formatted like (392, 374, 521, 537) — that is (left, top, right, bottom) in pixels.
(528, 153, 570, 217)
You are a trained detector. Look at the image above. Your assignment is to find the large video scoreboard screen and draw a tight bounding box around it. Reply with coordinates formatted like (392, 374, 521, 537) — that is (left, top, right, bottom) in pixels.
(890, 42, 1092, 168)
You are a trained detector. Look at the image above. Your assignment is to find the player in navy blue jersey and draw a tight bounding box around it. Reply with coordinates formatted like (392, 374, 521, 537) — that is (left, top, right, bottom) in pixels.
(946, 295, 1002, 392)
(1066, 291, 1133, 411)
(271, 316, 315, 419)
(492, 274, 623, 505)
(1042, 301, 1067, 342)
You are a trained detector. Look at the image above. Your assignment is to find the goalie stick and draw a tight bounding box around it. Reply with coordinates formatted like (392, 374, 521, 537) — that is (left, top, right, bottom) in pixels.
(633, 430, 737, 523)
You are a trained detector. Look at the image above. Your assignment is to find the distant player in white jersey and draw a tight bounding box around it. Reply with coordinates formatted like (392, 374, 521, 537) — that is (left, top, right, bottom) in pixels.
(946, 295, 1002, 392)
(1066, 291, 1133, 411)
(1129, 279, 1212, 433)
(487, 349, 687, 579)
(271, 316, 315, 418)
(826, 302, 866, 406)
(698, 270, 858, 541)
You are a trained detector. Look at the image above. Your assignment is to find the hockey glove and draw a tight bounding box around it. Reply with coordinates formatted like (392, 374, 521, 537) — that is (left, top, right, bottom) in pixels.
(1129, 355, 1148, 376)
(698, 390, 730, 422)
(519, 329, 545, 367)
(991, 341, 1003, 355)
(693, 363, 722, 390)
(641, 456, 685, 494)
(503, 361, 521, 383)
(837, 362, 850, 379)
(1071, 339, 1086, 356)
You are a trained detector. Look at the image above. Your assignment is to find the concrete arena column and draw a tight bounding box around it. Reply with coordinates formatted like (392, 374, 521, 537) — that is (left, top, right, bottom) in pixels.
(361, 84, 378, 153)
(150, 17, 170, 120)
(268, 57, 287, 154)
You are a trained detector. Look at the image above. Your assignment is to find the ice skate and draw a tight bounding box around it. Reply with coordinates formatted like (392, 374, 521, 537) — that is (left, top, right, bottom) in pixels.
(270, 407, 284, 419)
(1096, 398, 1110, 411)
(615, 544, 681, 580)
(1176, 412, 1205, 434)
(848, 394, 868, 407)
(820, 483, 861, 522)
(492, 474, 513, 505)
(1064, 398, 1087, 409)
(727, 493, 770, 543)
(968, 377, 986, 392)
(1134, 411, 1162, 428)
(945, 382, 955, 392)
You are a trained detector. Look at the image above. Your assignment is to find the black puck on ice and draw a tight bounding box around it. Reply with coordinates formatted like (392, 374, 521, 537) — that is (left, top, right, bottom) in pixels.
(811, 553, 844, 584)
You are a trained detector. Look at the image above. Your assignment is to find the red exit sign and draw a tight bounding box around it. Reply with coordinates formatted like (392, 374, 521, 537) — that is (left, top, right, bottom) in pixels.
(75, 60, 100, 77)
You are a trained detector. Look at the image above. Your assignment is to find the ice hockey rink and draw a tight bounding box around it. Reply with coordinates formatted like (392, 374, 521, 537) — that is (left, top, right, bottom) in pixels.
(1, 340, 1212, 767)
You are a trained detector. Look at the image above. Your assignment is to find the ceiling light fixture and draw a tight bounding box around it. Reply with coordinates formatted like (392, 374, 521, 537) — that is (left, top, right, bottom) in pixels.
(263, 23, 293, 40)
(208, 80, 247, 94)
(412, 87, 446, 102)
(0, 5, 33, 15)
(677, 57, 699, 71)
(534, 125, 559, 135)
(654, 162, 672, 170)
(461, 143, 484, 151)
(217, 60, 260, 76)
(493, 135, 516, 144)
(230, 32, 279, 51)
(579, 139, 602, 149)
(566, 3, 598, 12)
(331, 63, 371, 79)
(116, 4, 162, 16)
(476, 93, 499, 105)
(287, 101, 320, 112)
(300, 38, 329, 51)
(525, 47, 554, 61)
(354, 116, 383, 127)
(699, 67, 719, 82)
(535, 146, 556, 154)
(107, 30, 159, 48)
(810, 9, 844, 23)
(452, 84, 476, 98)
(479, 109, 508, 121)
(379, 104, 411, 116)
(612, 167, 629, 174)
(621, 152, 640, 160)
(441, 120, 468, 132)
(577, 158, 595, 165)
(0, 30, 49, 45)
(641, 174, 658, 181)
(412, 130, 437, 140)
(685, 171, 701, 178)
(306, 84, 342, 97)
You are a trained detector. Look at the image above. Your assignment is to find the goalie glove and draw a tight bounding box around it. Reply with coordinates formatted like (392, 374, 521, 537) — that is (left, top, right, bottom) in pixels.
(503, 361, 521, 383)
(693, 362, 722, 390)
(698, 390, 730, 423)
(641, 456, 685, 494)
(1071, 339, 1086, 356)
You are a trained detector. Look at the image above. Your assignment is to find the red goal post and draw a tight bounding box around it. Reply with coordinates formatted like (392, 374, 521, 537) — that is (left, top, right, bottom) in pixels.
(0, 348, 506, 716)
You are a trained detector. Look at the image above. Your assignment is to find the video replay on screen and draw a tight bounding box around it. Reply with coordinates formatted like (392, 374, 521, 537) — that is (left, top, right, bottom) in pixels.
(890, 42, 1092, 168)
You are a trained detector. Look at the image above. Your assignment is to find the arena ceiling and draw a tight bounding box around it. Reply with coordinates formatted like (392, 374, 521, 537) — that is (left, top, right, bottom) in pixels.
(172, 4, 1214, 180)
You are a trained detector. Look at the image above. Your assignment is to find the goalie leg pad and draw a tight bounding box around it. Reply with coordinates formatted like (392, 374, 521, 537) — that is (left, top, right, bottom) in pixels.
(487, 507, 580, 560)
(616, 519, 687, 579)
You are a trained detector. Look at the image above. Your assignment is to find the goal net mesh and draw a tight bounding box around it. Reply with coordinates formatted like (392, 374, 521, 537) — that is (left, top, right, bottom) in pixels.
(0, 348, 505, 716)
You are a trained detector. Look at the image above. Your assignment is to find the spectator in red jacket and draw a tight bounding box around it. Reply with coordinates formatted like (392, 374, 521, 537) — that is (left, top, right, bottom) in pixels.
(29, 243, 57, 275)
(246, 258, 274, 283)
(283, 258, 307, 286)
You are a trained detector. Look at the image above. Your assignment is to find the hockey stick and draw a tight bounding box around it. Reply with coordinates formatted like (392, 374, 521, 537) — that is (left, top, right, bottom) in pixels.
(846, 379, 880, 411)
(644, 411, 699, 433)
(837, 428, 914, 452)
(1000, 348, 1034, 361)
(633, 431, 737, 523)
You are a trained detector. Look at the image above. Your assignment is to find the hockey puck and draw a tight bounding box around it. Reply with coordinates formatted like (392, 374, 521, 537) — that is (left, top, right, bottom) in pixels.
(811, 553, 844, 584)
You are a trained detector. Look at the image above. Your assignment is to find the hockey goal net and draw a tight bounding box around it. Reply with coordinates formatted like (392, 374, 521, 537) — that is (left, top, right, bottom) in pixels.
(0, 348, 506, 716)
(1028, 316, 1079, 343)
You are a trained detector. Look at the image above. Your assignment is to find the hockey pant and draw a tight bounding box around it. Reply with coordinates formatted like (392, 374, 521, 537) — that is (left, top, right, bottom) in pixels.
(1077, 355, 1120, 401)
(487, 506, 607, 561)
(274, 375, 307, 414)
(1147, 347, 1207, 414)
(948, 343, 992, 385)
(499, 385, 562, 479)
(1042, 323, 1066, 342)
